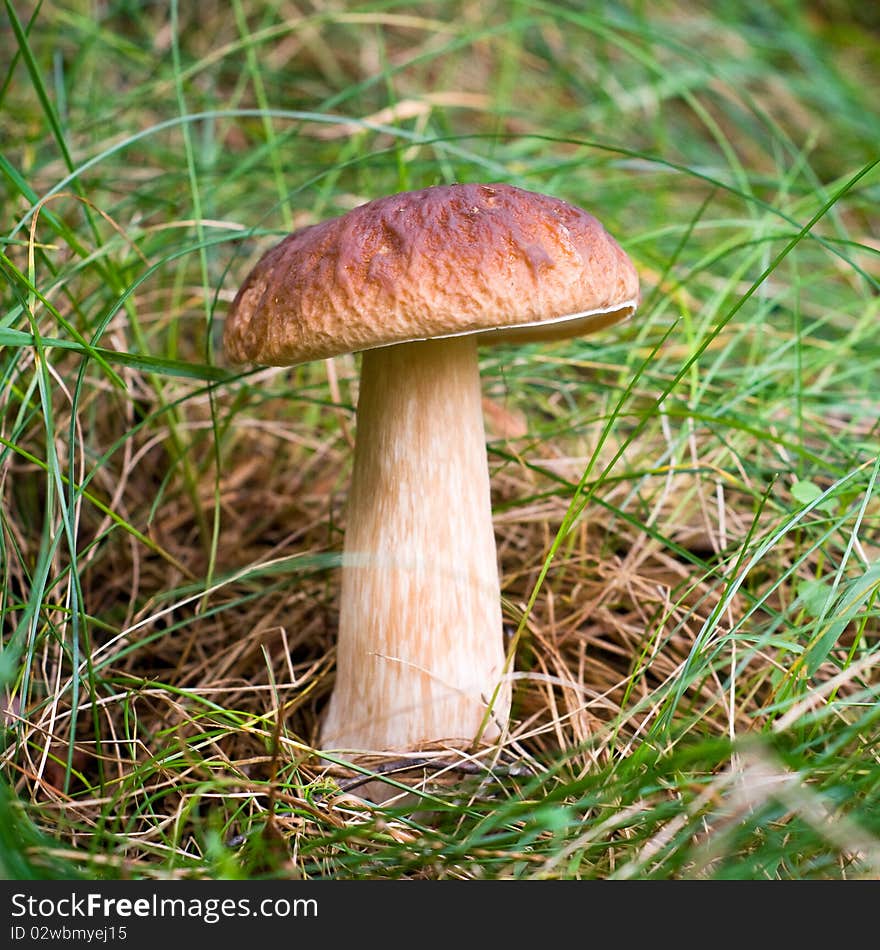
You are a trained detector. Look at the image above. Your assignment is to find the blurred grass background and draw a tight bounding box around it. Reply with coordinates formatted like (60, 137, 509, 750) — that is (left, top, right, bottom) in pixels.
(1, 0, 879, 879)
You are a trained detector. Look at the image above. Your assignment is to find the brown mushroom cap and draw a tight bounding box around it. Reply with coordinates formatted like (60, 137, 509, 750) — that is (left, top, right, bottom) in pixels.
(224, 182, 639, 366)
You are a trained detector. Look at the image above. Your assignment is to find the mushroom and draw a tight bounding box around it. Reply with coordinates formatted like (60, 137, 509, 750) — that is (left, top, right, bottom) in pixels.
(224, 182, 638, 756)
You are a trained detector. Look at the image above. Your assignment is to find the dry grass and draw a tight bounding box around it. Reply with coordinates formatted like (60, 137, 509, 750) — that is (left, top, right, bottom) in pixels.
(5, 343, 876, 874)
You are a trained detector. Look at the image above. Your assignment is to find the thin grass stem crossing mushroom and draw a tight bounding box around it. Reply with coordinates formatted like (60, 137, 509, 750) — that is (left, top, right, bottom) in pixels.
(224, 182, 638, 755)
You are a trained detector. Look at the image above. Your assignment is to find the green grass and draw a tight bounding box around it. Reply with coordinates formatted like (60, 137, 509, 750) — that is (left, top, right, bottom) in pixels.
(1, 0, 879, 879)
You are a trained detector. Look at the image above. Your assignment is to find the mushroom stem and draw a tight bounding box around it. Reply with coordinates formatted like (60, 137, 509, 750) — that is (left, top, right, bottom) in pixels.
(320, 335, 509, 752)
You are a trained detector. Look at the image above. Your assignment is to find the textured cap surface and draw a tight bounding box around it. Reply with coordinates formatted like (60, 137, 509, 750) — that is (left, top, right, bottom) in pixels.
(224, 183, 639, 365)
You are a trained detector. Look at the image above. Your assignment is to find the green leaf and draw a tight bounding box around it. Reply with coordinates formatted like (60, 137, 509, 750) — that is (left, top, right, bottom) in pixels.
(805, 563, 880, 676)
(797, 578, 834, 618)
(0, 328, 231, 383)
(791, 479, 837, 514)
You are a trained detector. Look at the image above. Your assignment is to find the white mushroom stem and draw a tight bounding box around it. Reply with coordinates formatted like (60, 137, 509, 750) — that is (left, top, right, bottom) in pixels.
(320, 335, 510, 752)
